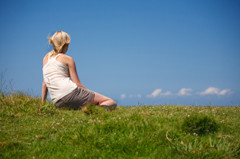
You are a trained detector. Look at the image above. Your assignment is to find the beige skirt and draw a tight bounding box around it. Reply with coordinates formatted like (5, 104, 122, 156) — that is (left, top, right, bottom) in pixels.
(55, 87, 95, 110)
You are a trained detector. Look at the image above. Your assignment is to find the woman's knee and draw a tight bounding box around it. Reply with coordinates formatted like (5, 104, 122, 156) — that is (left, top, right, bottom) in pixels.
(92, 92, 110, 103)
(110, 99, 117, 106)
(100, 98, 116, 106)
(92, 92, 117, 106)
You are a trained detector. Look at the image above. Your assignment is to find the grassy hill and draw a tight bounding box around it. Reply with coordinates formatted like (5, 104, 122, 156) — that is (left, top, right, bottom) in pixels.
(0, 93, 240, 158)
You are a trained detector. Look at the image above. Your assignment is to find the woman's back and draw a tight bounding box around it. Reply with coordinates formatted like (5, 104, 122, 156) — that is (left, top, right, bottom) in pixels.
(42, 53, 77, 103)
(42, 31, 116, 110)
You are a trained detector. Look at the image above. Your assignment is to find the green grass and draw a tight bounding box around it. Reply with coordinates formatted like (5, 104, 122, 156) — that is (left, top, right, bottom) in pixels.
(0, 93, 240, 158)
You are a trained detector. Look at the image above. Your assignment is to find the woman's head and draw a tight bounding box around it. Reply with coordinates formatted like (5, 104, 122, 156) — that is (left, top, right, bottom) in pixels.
(48, 31, 71, 55)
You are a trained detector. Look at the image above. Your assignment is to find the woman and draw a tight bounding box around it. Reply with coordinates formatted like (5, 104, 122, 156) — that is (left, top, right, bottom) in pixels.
(42, 31, 117, 110)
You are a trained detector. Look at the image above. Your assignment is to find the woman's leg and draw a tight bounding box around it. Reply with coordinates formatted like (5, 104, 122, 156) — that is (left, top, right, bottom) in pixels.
(91, 92, 117, 110)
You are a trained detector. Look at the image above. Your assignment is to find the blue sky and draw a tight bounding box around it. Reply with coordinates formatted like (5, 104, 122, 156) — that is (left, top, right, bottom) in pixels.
(0, 0, 239, 106)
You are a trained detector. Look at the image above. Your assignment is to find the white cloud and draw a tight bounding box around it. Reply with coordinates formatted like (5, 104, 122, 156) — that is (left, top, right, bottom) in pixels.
(161, 91, 172, 96)
(200, 87, 219, 95)
(120, 93, 142, 99)
(120, 94, 126, 99)
(219, 89, 231, 95)
(150, 89, 162, 97)
(129, 94, 142, 98)
(178, 88, 192, 96)
(147, 89, 171, 98)
(199, 87, 232, 96)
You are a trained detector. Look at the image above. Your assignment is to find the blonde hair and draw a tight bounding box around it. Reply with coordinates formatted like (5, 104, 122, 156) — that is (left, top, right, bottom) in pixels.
(48, 31, 71, 57)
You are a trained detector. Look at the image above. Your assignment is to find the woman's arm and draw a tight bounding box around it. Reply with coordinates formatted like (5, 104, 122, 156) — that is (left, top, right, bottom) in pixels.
(67, 57, 86, 88)
(42, 81, 48, 103)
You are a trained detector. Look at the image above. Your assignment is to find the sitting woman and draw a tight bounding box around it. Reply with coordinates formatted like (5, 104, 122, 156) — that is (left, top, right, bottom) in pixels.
(42, 31, 117, 110)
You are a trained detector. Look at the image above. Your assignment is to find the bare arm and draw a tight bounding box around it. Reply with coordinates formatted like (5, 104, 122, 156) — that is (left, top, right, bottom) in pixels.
(42, 55, 48, 103)
(42, 81, 48, 103)
(67, 57, 86, 88)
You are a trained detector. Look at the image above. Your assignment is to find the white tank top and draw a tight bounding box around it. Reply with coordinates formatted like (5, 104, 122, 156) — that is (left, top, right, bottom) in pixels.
(42, 53, 77, 103)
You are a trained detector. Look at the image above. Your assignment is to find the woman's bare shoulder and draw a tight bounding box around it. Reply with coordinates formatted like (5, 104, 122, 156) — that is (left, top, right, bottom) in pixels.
(59, 54, 74, 62)
(57, 54, 74, 65)
(61, 54, 73, 60)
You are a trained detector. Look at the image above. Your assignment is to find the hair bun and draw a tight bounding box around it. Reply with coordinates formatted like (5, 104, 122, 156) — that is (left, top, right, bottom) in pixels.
(48, 31, 71, 55)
